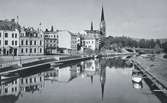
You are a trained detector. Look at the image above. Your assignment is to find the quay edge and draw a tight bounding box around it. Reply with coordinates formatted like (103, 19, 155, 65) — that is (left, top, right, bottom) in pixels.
(131, 58, 167, 95)
(0, 56, 93, 76)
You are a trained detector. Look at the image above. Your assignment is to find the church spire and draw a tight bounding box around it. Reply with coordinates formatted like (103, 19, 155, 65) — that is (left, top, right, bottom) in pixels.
(100, 5, 106, 37)
(101, 6, 105, 21)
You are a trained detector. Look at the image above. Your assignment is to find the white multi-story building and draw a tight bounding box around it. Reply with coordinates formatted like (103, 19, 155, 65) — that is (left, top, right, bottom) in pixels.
(81, 22, 101, 51)
(0, 19, 20, 56)
(82, 35, 100, 51)
(57, 30, 77, 54)
(19, 26, 44, 56)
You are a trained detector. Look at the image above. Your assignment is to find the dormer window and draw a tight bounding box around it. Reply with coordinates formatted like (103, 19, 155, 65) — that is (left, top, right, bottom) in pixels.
(5, 33, 8, 38)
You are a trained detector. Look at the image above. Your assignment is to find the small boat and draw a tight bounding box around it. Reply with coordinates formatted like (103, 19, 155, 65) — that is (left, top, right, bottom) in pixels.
(132, 82, 143, 89)
(132, 76, 142, 83)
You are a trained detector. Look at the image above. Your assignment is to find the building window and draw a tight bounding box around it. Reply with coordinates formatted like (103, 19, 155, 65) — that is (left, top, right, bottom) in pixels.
(15, 33, 17, 38)
(21, 40, 24, 45)
(12, 33, 14, 38)
(21, 48, 24, 53)
(12, 40, 14, 45)
(0, 32, 1, 37)
(40, 48, 42, 53)
(40, 77, 42, 81)
(5, 40, 8, 45)
(34, 78, 36, 82)
(30, 40, 32, 45)
(0, 40, 1, 46)
(26, 78, 28, 84)
(30, 78, 32, 83)
(40, 41, 42, 46)
(34, 48, 36, 53)
(30, 48, 32, 53)
(34, 41, 36, 45)
(5, 33, 8, 37)
(12, 88, 14, 92)
(15, 87, 17, 91)
(15, 41, 17, 45)
(5, 88, 8, 93)
(15, 80, 17, 84)
(26, 48, 28, 53)
(26, 40, 28, 45)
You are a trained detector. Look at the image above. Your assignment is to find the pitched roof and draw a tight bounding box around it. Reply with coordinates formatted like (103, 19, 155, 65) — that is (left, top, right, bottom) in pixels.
(0, 20, 20, 31)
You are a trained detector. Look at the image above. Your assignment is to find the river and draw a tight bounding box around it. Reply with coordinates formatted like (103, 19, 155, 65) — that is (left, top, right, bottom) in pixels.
(0, 56, 166, 103)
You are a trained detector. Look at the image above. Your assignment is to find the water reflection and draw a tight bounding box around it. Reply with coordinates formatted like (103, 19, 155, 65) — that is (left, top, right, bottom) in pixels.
(131, 66, 144, 89)
(0, 56, 163, 103)
(100, 57, 133, 68)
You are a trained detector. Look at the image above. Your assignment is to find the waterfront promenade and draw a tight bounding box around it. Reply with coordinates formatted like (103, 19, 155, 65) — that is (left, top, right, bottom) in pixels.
(0, 55, 67, 68)
(0, 55, 92, 75)
(132, 54, 167, 89)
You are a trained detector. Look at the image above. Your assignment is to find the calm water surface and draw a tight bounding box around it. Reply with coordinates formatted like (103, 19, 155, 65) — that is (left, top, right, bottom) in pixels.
(0, 57, 164, 103)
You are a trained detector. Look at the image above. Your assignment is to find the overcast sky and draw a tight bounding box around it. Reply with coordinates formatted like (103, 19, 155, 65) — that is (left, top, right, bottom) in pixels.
(0, 0, 167, 39)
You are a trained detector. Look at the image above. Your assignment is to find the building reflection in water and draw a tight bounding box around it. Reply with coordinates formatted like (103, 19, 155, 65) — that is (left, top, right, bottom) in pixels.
(0, 57, 133, 103)
(100, 60, 106, 101)
(0, 72, 45, 103)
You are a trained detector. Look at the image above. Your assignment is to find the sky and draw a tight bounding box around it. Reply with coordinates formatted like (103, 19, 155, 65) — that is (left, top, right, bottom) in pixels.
(0, 0, 167, 39)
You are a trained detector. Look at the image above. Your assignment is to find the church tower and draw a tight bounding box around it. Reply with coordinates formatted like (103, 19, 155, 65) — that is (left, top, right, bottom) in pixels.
(91, 21, 93, 31)
(100, 6, 106, 37)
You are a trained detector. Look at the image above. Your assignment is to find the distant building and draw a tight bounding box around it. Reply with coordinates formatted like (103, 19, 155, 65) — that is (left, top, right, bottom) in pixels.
(44, 26, 58, 54)
(19, 25, 44, 56)
(0, 19, 20, 56)
(57, 30, 77, 54)
(81, 22, 101, 51)
(80, 6, 106, 51)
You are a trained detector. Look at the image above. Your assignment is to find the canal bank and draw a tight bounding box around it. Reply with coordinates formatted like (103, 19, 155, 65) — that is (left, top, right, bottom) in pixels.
(131, 55, 167, 95)
(0, 55, 93, 76)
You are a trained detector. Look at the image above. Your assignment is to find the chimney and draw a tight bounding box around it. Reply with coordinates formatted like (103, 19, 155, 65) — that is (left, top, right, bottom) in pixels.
(11, 19, 15, 22)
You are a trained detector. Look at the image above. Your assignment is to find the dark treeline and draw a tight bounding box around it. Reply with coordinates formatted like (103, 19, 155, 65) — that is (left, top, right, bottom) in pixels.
(101, 36, 167, 53)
